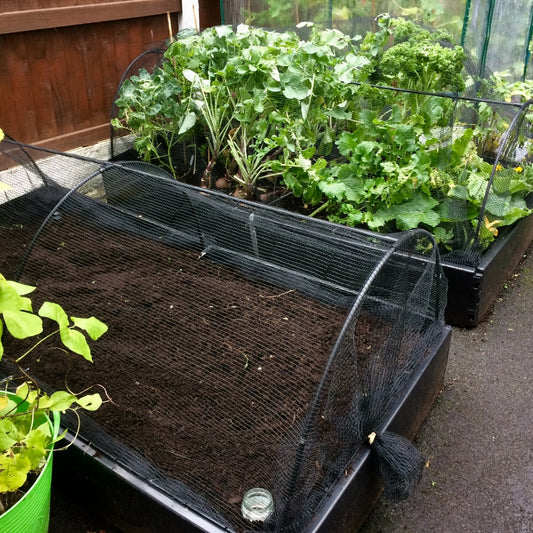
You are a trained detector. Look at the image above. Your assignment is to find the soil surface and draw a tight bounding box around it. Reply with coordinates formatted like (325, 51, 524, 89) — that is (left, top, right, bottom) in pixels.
(47, 245, 533, 533)
(1, 188, 383, 531)
(25, 237, 533, 533)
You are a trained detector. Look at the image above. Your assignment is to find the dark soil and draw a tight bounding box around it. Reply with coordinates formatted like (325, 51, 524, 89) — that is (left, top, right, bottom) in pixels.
(1, 189, 374, 530)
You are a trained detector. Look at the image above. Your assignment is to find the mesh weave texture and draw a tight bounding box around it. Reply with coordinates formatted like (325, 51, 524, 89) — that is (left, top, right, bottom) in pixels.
(1, 140, 448, 531)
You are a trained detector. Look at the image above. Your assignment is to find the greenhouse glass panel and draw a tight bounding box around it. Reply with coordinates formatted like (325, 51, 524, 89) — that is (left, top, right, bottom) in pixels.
(221, 0, 467, 41)
(461, 0, 533, 80)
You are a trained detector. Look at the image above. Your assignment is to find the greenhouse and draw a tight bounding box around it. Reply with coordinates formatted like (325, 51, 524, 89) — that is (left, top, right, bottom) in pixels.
(0, 2, 531, 532)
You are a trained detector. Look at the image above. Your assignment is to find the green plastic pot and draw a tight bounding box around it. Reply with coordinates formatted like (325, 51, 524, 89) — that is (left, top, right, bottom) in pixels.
(0, 395, 60, 533)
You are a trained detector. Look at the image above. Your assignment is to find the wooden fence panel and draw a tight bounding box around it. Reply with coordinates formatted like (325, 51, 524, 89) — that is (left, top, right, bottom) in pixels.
(0, 1, 184, 153)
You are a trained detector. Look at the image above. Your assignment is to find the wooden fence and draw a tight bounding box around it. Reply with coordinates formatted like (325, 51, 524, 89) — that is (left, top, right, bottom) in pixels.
(0, 1, 220, 154)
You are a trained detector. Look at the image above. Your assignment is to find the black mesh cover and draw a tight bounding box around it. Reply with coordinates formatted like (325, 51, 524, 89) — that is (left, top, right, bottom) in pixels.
(0, 140, 447, 532)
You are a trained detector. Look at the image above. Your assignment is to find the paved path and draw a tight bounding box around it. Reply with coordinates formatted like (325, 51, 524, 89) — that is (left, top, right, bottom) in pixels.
(360, 245, 533, 532)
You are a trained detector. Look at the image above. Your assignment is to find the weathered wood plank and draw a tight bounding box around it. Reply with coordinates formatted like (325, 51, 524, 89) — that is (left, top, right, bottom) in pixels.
(0, 0, 182, 34)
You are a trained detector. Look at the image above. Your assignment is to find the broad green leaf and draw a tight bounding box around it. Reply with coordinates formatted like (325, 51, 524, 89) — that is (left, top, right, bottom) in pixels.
(182, 69, 200, 84)
(38, 301, 69, 329)
(484, 191, 528, 219)
(318, 180, 346, 199)
(467, 172, 489, 203)
(330, 207, 364, 227)
(19, 296, 33, 312)
(394, 195, 440, 229)
(281, 172, 303, 197)
(302, 182, 324, 205)
(71, 316, 108, 340)
(0, 419, 19, 451)
(45, 391, 78, 412)
(0, 395, 17, 417)
(15, 382, 40, 406)
(281, 69, 310, 100)
(282, 84, 310, 101)
(438, 197, 468, 223)
(59, 328, 92, 361)
(6, 280, 36, 297)
(374, 193, 440, 230)
(3, 310, 43, 339)
(325, 106, 352, 120)
(215, 25, 233, 38)
(335, 53, 370, 83)
(0, 282, 27, 313)
(178, 112, 197, 135)
(23, 428, 50, 469)
(367, 210, 388, 230)
(0, 453, 31, 492)
(32, 420, 52, 439)
(433, 226, 454, 246)
(339, 175, 366, 203)
(450, 184, 468, 200)
(508, 178, 531, 195)
(396, 207, 440, 230)
(76, 393, 103, 412)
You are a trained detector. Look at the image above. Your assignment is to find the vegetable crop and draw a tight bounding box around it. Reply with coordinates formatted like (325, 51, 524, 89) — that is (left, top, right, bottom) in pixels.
(113, 15, 533, 253)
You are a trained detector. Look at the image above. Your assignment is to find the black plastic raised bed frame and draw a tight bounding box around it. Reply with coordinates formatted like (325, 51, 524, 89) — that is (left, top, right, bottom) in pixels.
(442, 210, 533, 327)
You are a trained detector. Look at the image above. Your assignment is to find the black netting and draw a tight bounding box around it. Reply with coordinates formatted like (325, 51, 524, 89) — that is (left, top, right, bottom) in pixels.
(0, 138, 447, 532)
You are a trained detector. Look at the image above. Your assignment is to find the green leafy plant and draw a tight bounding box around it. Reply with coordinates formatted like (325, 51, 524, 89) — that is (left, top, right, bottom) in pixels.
(112, 17, 533, 252)
(0, 272, 107, 513)
(113, 23, 365, 195)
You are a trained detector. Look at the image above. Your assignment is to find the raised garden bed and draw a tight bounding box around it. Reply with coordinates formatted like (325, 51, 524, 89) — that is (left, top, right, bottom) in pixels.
(53, 323, 450, 533)
(108, 21, 533, 328)
(441, 207, 533, 326)
(0, 153, 450, 532)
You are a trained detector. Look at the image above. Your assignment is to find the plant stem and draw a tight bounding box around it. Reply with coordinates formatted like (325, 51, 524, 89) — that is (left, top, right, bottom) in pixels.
(308, 201, 330, 218)
(15, 328, 62, 363)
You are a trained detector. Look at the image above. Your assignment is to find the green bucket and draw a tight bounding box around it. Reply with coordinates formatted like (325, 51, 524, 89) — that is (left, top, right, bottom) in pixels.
(0, 396, 60, 533)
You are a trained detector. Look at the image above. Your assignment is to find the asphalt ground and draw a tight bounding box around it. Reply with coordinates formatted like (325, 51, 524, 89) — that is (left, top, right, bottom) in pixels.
(49, 244, 533, 533)
(360, 242, 533, 533)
